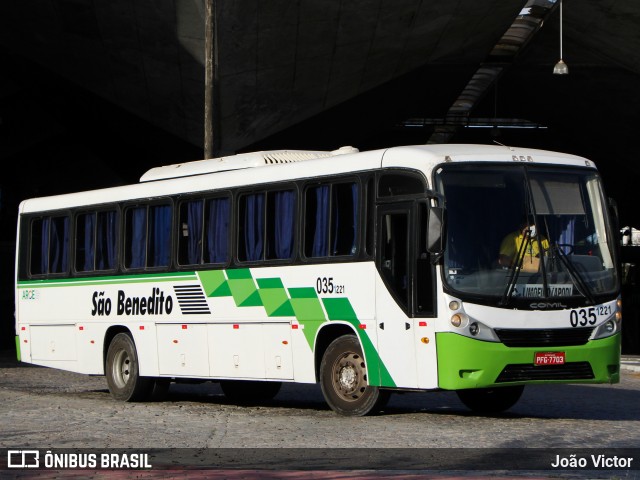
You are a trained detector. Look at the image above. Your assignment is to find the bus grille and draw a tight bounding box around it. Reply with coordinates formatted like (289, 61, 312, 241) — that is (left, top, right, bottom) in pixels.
(495, 362, 594, 383)
(494, 328, 594, 347)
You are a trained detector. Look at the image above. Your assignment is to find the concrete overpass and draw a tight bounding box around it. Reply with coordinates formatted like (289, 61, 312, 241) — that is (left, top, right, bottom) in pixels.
(1, 0, 639, 155)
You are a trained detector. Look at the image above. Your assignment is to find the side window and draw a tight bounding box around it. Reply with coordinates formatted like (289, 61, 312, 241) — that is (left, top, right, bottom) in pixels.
(76, 210, 118, 272)
(238, 189, 295, 262)
(204, 197, 230, 263)
(179, 199, 204, 265)
(179, 196, 230, 265)
(416, 203, 435, 315)
(148, 205, 172, 267)
(365, 177, 375, 257)
(96, 211, 118, 270)
(378, 172, 425, 197)
(125, 203, 172, 269)
(305, 182, 358, 258)
(238, 193, 265, 262)
(76, 212, 95, 272)
(266, 190, 295, 260)
(30, 218, 45, 275)
(125, 206, 147, 268)
(30, 215, 70, 275)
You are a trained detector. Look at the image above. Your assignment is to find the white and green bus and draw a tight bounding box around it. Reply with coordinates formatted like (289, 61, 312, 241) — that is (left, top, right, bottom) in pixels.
(15, 144, 621, 416)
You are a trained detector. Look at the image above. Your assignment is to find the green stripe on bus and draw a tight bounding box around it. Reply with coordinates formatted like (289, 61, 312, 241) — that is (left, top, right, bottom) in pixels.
(198, 270, 231, 297)
(17, 271, 197, 288)
(288, 287, 318, 299)
(256, 278, 295, 317)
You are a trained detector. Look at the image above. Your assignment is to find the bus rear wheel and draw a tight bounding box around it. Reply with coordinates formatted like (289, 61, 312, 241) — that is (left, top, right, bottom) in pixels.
(320, 335, 390, 416)
(456, 385, 524, 413)
(105, 332, 154, 402)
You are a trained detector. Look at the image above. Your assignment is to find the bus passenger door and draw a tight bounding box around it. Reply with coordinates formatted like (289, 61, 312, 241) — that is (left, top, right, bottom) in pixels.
(375, 204, 418, 388)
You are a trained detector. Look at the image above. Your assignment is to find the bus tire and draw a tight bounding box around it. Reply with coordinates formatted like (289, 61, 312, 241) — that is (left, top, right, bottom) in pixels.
(105, 333, 154, 402)
(220, 380, 282, 402)
(456, 385, 524, 413)
(320, 335, 390, 416)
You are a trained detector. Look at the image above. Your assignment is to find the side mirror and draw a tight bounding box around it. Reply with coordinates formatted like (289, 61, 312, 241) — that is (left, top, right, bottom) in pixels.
(427, 206, 445, 255)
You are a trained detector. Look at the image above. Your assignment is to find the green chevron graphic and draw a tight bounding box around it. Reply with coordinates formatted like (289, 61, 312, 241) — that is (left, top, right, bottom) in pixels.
(196, 268, 395, 387)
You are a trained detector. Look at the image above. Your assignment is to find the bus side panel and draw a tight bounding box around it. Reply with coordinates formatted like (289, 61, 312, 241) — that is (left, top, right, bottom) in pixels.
(30, 325, 77, 361)
(208, 323, 265, 379)
(76, 322, 108, 375)
(157, 323, 210, 377)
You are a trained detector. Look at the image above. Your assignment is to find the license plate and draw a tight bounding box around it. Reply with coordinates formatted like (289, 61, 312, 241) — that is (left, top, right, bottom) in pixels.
(534, 352, 565, 365)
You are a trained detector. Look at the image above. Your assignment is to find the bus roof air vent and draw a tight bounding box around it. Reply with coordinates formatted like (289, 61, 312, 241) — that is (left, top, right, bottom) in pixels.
(139, 147, 359, 182)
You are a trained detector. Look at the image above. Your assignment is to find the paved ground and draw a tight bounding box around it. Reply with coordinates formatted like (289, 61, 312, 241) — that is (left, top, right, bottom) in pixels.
(0, 351, 639, 479)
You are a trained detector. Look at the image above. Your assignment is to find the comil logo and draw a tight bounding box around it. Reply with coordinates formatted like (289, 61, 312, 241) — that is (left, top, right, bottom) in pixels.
(7, 450, 39, 468)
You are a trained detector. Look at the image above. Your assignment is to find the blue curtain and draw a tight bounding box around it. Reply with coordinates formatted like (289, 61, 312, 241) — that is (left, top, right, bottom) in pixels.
(549, 216, 575, 254)
(129, 207, 146, 268)
(83, 213, 95, 271)
(206, 197, 230, 263)
(150, 205, 171, 267)
(331, 183, 357, 255)
(50, 217, 69, 273)
(40, 217, 50, 274)
(274, 190, 295, 259)
(332, 186, 340, 255)
(312, 186, 329, 257)
(244, 194, 264, 261)
(187, 201, 203, 264)
(97, 211, 117, 270)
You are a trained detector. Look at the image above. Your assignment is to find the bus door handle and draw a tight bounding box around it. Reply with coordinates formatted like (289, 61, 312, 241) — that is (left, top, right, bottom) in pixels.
(379, 323, 384, 330)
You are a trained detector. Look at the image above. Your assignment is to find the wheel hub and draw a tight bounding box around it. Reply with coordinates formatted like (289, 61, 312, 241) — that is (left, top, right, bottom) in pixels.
(332, 352, 366, 401)
(112, 350, 131, 388)
(339, 365, 357, 391)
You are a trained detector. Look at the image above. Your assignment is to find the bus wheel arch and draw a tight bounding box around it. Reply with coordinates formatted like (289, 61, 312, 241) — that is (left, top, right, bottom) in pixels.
(104, 328, 154, 402)
(318, 331, 390, 416)
(314, 323, 358, 382)
(103, 325, 131, 371)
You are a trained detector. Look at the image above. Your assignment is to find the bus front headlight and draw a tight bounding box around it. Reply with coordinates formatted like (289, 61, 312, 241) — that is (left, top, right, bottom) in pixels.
(592, 318, 618, 340)
(463, 320, 499, 342)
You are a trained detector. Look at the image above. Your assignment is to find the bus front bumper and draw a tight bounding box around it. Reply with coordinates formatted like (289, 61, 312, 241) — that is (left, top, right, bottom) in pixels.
(436, 332, 620, 390)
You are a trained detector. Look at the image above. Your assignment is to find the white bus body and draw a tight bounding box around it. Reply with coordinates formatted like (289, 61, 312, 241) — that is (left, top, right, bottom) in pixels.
(15, 145, 621, 415)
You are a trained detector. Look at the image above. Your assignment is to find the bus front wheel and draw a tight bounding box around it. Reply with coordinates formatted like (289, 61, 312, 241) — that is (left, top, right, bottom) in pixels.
(456, 385, 524, 413)
(320, 335, 390, 416)
(105, 332, 154, 402)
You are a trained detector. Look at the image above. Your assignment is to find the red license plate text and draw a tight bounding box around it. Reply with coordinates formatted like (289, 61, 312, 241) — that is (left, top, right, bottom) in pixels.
(534, 351, 565, 365)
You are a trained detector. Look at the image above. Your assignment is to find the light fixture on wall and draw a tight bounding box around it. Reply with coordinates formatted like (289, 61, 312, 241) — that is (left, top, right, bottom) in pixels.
(553, 0, 569, 74)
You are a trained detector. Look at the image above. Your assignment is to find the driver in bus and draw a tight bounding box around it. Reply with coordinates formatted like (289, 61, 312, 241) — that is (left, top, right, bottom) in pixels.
(499, 219, 549, 271)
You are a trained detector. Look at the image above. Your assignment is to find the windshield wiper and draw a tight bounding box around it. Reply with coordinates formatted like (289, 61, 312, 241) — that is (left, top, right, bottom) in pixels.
(553, 243, 596, 305)
(500, 229, 531, 306)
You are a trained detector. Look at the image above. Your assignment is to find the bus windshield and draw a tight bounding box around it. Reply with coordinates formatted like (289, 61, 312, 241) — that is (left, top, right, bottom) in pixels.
(435, 164, 618, 305)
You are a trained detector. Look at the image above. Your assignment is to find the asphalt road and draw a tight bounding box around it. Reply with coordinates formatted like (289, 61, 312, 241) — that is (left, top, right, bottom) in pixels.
(0, 351, 638, 450)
